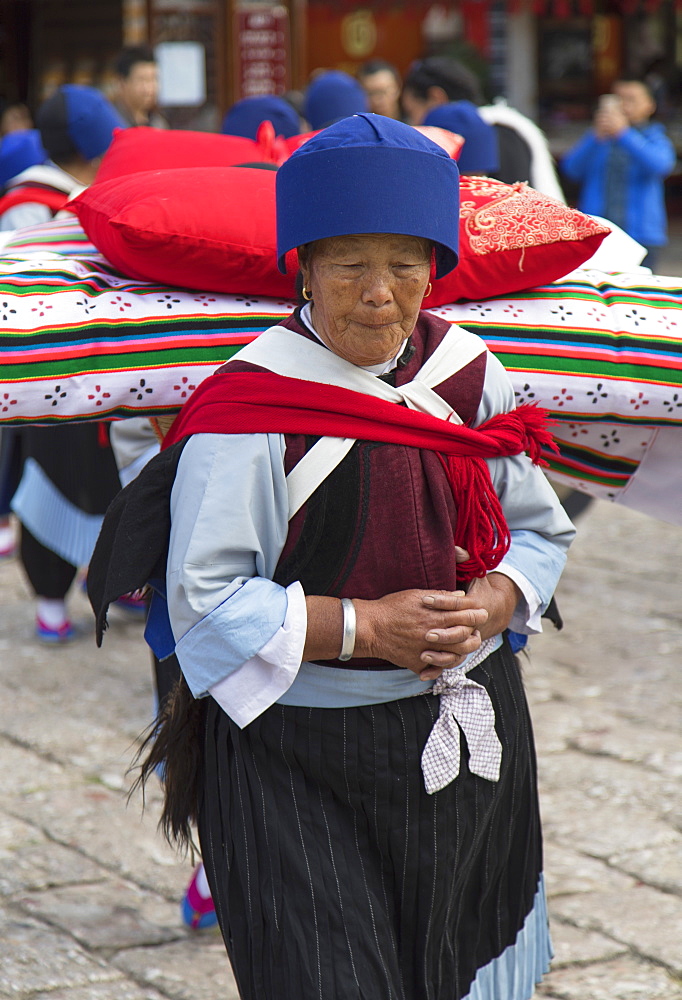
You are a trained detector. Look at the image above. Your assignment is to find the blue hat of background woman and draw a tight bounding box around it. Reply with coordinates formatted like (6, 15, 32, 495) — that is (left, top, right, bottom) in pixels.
(424, 101, 499, 175)
(221, 95, 301, 140)
(0, 130, 47, 185)
(276, 113, 460, 278)
(37, 85, 126, 163)
(303, 71, 369, 130)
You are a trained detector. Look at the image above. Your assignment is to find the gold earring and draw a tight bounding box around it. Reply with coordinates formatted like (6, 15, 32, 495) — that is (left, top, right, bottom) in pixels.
(424, 282, 432, 298)
(302, 285, 312, 301)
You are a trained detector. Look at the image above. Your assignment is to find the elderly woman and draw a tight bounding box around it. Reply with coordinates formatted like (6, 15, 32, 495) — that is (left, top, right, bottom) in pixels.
(92, 115, 574, 1000)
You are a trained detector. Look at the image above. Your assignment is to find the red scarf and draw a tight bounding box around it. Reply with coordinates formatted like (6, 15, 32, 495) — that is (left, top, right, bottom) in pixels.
(0, 185, 71, 215)
(163, 370, 558, 581)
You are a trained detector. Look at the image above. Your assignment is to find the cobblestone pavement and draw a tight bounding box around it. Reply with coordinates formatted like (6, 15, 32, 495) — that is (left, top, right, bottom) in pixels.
(1, 496, 680, 1000)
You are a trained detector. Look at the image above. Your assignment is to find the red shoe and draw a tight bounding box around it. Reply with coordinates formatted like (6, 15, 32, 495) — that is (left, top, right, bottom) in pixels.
(0, 525, 15, 558)
(114, 591, 148, 618)
(36, 617, 75, 644)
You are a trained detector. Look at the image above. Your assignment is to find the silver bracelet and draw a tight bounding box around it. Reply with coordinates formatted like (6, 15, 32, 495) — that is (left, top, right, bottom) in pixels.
(338, 598, 356, 661)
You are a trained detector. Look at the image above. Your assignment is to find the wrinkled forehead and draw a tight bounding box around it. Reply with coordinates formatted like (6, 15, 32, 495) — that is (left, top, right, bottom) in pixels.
(307, 233, 432, 261)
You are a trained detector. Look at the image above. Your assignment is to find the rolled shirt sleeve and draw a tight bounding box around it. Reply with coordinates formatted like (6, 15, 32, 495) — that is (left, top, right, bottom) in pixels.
(207, 580, 307, 728)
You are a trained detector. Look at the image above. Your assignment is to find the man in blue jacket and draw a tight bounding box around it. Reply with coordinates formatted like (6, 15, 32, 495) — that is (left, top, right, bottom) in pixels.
(561, 78, 676, 271)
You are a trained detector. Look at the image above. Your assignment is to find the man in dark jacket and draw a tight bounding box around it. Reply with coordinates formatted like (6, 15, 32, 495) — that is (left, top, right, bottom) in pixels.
(112, 45, 168, 129)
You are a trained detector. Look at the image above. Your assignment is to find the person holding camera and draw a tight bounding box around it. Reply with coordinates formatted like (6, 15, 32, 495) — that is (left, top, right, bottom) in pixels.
(561, 78, 676, 272)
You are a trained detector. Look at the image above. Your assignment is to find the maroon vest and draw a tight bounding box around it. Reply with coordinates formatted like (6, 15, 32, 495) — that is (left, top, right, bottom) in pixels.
(220, 310, 488, 669)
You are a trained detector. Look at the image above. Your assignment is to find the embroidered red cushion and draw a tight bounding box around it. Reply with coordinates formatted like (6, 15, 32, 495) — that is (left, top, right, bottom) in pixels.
(96, 126, 268, 183)
(72, 166, 297, 296)
(423, 176, 610, 307)
(73, 168, 608, 301)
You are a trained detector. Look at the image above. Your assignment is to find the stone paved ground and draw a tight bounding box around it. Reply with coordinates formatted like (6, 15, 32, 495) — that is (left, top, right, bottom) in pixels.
(1, 496, 680, 1000)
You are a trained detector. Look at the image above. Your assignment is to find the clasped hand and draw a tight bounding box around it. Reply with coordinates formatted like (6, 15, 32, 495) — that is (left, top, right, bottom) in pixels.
(354, 571, 521, 682)
(354, 588, 488, 682)
(303, 568, 520, 678)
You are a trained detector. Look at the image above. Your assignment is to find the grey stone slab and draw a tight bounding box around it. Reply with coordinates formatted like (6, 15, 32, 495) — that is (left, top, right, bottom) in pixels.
(531, 624, 682, 732)
(0, 908, 119, 996)
(561, 493, 682, 582)
(548, 920, 627, 968)
(537, 955, 682, 999)
(540, 785, 679, 860)
(550, 884, 682, 976)
(0, 688, 142, 775)
(538, 751, 681, 859)
(27, 984, 166, 1000)
(609, 842, 682, 895)
(0, 813, 105, 894)
(542, 749, 682, 828)
(529, 504, 682, 730)
(525, 657, 602, 706)
(114, 935, 240, 1000)
(530, 698, 614, 754)
(0, 559, 155, 746)
(18, 880, 184, 951)
(0, 738, 71, 796)
(569, 719, 682, 779)
(8, 782, 192, 900)
(544, 842, 636, 898)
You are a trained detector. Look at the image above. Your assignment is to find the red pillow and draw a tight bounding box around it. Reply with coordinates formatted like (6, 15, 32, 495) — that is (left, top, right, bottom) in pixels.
(96, 127, 268, 183)
(423, 176, 610, 307)
(412, 125, 464, 161)
(72, 166, 297, 297)
(73, 168, 609, 302)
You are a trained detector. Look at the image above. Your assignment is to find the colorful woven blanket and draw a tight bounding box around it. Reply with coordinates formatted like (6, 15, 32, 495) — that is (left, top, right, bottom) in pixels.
(1, 218, 681, 524)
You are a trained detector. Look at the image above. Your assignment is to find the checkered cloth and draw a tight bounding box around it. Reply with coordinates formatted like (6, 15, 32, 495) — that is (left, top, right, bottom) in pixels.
(421, 637, 502, 794)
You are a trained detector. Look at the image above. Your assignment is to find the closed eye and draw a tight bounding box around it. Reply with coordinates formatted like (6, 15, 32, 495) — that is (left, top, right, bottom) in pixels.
(333, 263, 364, 273)
(394, 263, 428, 274)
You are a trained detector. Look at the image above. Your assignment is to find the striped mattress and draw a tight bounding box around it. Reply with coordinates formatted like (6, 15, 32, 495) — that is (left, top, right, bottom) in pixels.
(1, 218, 680, 524)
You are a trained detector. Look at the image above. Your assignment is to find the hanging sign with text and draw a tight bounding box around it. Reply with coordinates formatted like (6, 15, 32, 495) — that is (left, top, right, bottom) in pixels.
(236, 5, 291, 98)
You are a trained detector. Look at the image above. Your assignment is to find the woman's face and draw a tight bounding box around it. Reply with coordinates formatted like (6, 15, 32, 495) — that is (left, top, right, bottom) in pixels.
(300, 233, 432, 367)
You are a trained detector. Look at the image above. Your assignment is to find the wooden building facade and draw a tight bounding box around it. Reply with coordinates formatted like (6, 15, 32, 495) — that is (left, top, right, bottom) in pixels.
(0, 0, 680, 130)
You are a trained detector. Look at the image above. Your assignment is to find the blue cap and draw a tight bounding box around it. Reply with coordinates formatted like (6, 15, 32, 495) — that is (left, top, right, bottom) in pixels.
(38, 85, 126, 162)
(424, 101, 499, 175)
(63, 85, 126, 160)
(276, 113, 459, 277)
(221, 96, 301, 140)
(304, 71, 369, 130)
(0, 130, 48, 185)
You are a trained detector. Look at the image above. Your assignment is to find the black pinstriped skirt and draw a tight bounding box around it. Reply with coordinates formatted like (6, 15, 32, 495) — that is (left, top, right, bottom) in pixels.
(198, 641, 545, 1000)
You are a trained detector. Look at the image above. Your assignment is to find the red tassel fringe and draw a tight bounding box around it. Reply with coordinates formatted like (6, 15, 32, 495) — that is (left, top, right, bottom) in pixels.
(437, 404, 558, 582)
(437, 453, 511, 582)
